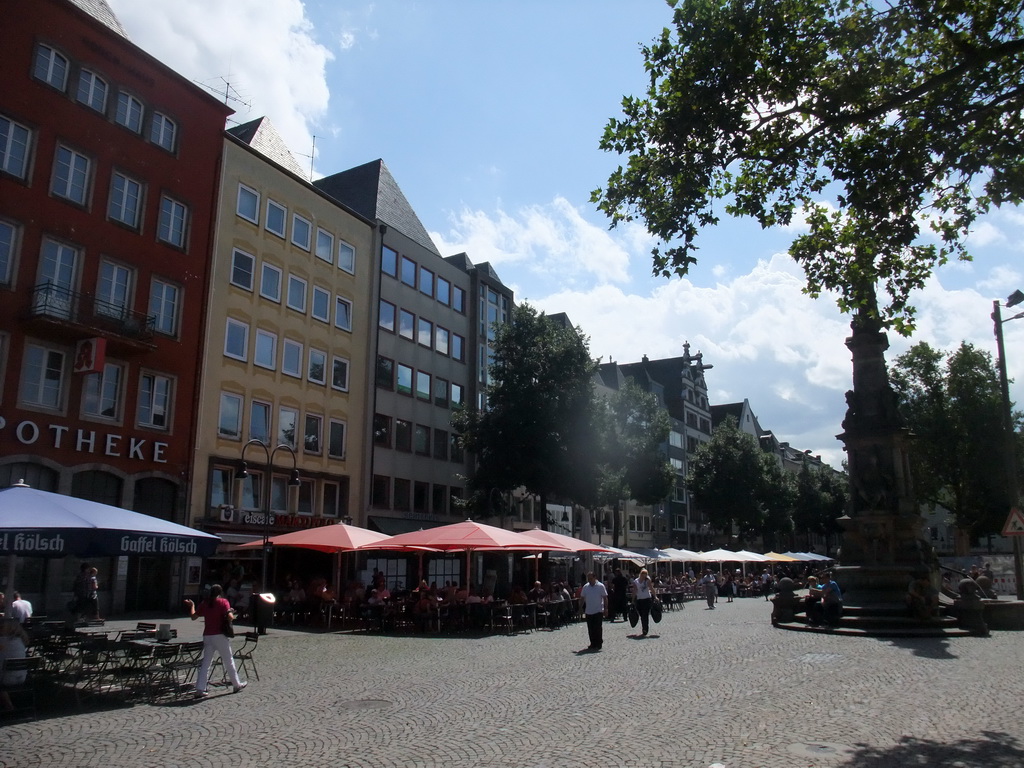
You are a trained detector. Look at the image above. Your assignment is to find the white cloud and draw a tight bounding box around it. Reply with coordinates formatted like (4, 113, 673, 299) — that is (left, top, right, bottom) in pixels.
(431, 197, 646, 287)
(109, 0, 332, 161)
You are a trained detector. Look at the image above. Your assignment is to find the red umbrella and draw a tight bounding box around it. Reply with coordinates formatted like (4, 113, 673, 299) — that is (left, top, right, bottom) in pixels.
(517, 527, 617, 553)
(233, 523, 395, 554)
(380, 519, 563, 552)
(378, 519, 565, 586)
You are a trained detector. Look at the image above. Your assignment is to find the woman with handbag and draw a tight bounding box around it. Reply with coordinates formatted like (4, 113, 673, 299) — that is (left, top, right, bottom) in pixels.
(631, 568, 656, 637)
(184, 584, 246, 698)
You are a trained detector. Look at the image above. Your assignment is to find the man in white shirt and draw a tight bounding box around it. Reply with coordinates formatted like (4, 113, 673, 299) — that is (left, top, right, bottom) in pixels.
(579, 572, 609, 651)
(9, 593, 32, 624)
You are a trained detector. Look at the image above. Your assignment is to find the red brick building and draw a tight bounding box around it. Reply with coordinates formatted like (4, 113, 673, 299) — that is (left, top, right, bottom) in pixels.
(0, 0, 230, 612)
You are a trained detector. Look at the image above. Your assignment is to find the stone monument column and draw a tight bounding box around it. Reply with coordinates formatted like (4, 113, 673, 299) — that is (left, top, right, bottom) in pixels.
(834, 310, 937, 604)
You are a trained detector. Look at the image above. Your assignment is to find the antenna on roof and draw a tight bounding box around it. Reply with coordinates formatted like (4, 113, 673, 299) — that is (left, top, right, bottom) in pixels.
(294, 135, 317, 181)
(195, 77, 253, 112)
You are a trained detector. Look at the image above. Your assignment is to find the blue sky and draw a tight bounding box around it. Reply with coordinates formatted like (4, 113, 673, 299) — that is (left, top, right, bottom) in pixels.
(109, 0, 1024, 467)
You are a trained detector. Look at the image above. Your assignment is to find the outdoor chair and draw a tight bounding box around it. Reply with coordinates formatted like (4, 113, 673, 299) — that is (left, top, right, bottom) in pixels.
(165, 641, 204, 694)
(490, 602, 514, 634)
(1, 656, 41, 721)
(232, 631, 260, 682)
(139, 644, 182, 702)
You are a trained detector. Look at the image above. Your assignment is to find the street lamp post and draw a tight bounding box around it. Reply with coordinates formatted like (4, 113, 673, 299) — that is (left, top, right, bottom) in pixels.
(992, 289, 1024, 600)
(235, 439, 300, 595)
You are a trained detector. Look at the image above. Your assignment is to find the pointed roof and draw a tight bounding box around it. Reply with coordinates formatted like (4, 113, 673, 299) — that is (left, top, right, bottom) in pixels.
(68, 0, 129, 38)
(315, 160, 439, 256)
(228, 117, 307, 179)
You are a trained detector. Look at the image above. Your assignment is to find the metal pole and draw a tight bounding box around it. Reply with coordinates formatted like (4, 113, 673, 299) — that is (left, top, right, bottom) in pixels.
(993, 300, 1024, 600)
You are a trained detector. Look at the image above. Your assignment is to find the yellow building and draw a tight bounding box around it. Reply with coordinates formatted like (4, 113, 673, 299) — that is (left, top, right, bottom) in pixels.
(188, 119, 376, 588)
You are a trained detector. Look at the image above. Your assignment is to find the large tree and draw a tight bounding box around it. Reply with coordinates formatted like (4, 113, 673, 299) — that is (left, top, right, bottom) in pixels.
(685, 416, 765, 537)
(594, 380, 676, 546)
(594, 0, 1024, 332)
(890, 341, 1019, 538)
(453, 304, 597, 529)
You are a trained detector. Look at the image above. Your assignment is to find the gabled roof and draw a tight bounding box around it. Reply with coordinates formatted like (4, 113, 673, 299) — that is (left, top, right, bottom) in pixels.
(314, 160, 440, 256)
(228, 117, 307, 179)
(68, 0, 129, 38)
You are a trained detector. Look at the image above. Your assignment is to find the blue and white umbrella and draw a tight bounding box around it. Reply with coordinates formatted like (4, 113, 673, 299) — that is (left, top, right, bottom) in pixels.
(0, 484, 220, 558)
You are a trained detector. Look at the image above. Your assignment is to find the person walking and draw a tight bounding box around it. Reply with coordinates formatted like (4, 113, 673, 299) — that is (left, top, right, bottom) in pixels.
(184, 584, 246, 698)
(699, 569, 717, 609)
(611, 568, 629, 622)
(579, 572, 609, 651)
(631, 568, 656, 636)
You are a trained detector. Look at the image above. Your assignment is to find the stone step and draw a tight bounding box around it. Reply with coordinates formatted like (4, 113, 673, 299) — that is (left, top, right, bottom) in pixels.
(774, 618, 976, 638)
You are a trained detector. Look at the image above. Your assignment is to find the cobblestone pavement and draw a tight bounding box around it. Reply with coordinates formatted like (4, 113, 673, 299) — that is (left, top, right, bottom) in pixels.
(3, 598, 1023, 768)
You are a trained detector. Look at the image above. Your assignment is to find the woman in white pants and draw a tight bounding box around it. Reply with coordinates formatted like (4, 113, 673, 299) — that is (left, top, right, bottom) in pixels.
(184, 584, 246, 698)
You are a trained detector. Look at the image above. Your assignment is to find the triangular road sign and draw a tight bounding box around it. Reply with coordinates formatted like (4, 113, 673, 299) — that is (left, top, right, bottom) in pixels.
(1002, 507, 1024, 536)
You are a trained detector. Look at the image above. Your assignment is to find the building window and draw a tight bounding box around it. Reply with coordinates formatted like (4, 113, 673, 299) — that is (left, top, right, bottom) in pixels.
(373, 414, 392, 448)
(138, 372, 171, 429)
(397, 364, 413, 395)
(451, 383, 464, 407)
(400, 256, 416, 287)
(328, 420, 346, 459)
(52, 146, 90, 204)
(33, 45, 68, 90)
(453, 286, 466, 313)
(450, 434, 464, 463)
(299, 478, 315, 514)
(254, 329, 276, 369)
(304, 413, 322, 454)
(376, 356, 394, 390)
(237, 184, 259, 223)
(230, 249, 255, 291)
(371, 475, 391, 508)
(414, 481, 429, 514)
(218, 392, 242, 438)
(157, 196, 188, 248)
(334, 296, 352, 331)
(250, 400, 270, 443)
(417, 318, 433, 348)
(338, 241, 355, 273)
(381, 245, 397, 277)
(434, 378, 448, 408)
(398, 309, 414, 340)
(96, 261, 132, 317)
(311, 285, 330, 323)
(20, 345, 65, 409)
(436, 276, 450, 306)
(435, 326, 450, 356)
(0, 220, 17, 285)
(379, 299, 396, 332)
(76, 70, 107, 112)
(287, 275, 307, 312)
(395, 419, 412, 453)
(291, 214, 311, 250)
(418, 267, 434, 297)
(415, 371, 431, 401)
(414, 425, 430, 456)
(308, 348, 326, 384)
(0, 116, 31, 179)
(332, 356, 350, 391)
(266, 199, 286, 237)
(115, 92, 143, 133)
(150, 112, 177, 152)
(108, 172, 142, 228)
(433, 430, 449, 461)
(149, 279, 179, 336)
(278, 406, 298, 448)
(260, 262, 282, 302)
(452, 334, 465, 362)
(393, 479, 411, 512)
(432, 484, 447, 515)
(282, 339, 302, 378)
(315, 228, 333, 263)
(224, 318, 248, 361)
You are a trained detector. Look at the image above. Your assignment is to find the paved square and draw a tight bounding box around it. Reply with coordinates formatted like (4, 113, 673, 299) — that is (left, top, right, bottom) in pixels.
(3, 598, 1023, 767)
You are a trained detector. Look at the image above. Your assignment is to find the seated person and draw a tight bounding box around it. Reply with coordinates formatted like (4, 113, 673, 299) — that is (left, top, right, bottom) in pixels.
(527, 581, 547, 602)
(8, 593, 31, 625)
(0, 619, 29, 711)
(906, 572, 939, 620)
(509, 585, 529, 605)
(820, 572, 843, 626)
(454, 584, 469, 603)
(411, 592, 437, 633)
(804, 576, 824, 625)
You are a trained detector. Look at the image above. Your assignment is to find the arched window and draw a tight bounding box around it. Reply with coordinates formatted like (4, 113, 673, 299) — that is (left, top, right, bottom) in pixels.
(71, 470, 122, 506)
(0, 462, 59, 491)
(133, 478, 177, 521)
